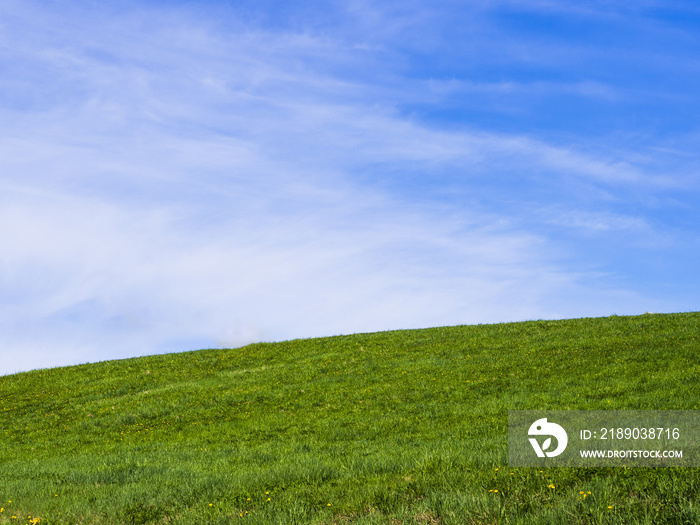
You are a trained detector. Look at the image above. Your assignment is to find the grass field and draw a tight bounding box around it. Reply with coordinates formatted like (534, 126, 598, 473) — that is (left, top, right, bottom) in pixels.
(1, 312, 699, 524)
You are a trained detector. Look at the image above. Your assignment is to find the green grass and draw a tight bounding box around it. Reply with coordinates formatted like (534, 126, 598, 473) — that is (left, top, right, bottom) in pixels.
(1, 312, 699, 524)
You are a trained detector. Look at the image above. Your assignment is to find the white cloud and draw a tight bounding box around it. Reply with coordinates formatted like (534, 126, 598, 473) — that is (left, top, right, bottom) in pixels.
(0, 144, 662, 376)
(542, 210, 648, 232)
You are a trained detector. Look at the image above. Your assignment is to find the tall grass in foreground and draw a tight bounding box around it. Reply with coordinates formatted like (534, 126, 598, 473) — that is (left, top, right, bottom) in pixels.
(0, 312, 699, 524)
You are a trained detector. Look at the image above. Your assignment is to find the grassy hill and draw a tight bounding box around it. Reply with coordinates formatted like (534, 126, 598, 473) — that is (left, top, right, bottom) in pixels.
(1, 312, 699, 524)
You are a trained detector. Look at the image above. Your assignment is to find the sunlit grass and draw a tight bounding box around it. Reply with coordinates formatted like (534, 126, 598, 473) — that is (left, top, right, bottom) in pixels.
(1, 312, 699, 523)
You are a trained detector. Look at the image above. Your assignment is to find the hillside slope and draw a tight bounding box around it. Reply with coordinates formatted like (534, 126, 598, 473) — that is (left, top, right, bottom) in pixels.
(1, 312, 699, 524)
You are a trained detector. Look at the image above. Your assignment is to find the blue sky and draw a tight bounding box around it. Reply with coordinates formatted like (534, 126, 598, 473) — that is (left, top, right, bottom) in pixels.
(1, 0, 699, 375)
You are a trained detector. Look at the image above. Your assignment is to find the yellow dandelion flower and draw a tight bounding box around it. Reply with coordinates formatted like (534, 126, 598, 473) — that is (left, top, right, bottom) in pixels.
(548, 484, 555, 489)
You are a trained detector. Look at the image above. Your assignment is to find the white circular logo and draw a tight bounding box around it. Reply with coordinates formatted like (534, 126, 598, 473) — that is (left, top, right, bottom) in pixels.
(528, 418, 568, 457)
